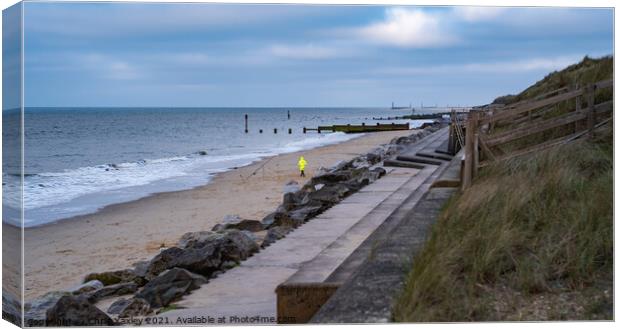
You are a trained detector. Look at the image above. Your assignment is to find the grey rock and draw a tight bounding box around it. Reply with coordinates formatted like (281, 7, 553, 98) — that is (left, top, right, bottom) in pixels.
(107, 297, 150, 317)
(145, 245, 220, 280)
(281, 191, 304, 211)
(371, 167, 387, 178)
(261, 211, 289, 228)
(177, 231, 218, 249)
(3, 291, 22, 326)
(305, 184, 350, 205)
(212, 219, 264, 232)
(46, 295, 114, 326)
(288, 205, 324, 223)
(83, 268, 146, 287)
(384, 144, 404, 157)
(132, 261, 150, 279)
(350, 156, 370, 169)
(87, 282, 138, 302)
(310, 171, 352, 185)
(136, 268, 207, 308)
(25, 291, 71, 325)
(70, 280, 104, 295)
(330, 160, 352, 172)
(147, 230, 258, 278)
(366, 149, 384, 164)
(261, 226, 293, 248)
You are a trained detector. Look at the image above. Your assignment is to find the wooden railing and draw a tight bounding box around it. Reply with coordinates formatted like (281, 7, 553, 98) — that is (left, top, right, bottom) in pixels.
(461, 79, 613, 190)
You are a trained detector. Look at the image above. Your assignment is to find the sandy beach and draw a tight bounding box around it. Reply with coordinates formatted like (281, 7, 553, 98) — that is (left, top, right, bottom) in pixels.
(22, 130, 414, 300)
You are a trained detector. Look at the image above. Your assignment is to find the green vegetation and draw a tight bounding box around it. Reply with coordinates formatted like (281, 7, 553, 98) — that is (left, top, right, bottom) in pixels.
(492, 55, 613, 105)
(393, 56, 613, 321)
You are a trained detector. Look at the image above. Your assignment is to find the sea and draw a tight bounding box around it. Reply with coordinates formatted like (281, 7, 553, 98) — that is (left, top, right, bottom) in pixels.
(2, 107, 447, 227)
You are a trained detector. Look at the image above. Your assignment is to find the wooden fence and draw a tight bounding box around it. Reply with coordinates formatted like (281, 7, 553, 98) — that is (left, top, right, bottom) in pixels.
(460, 79, 613, 190)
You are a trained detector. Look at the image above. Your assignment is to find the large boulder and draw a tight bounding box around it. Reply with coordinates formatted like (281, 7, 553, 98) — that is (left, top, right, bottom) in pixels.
(371, 167, 387, 178)
(350, 156, 370, 169)
(70, 280, 104, 295)
(87, 282, 138, 302)
(25, 291, 71, 326)
(288, 205, 324, 223)
(212, 219, 264, 233)
(330, 160, 352, 172)
(107, 297, 150, 318)
(303, 184, 350, 205)
(83, 269, 146, 287)
(384, 144, 404, 157)
(310, 171, 352, 186)
(136, 268, 207, 308)
(46, 295, 114, 326)
(145, 245, 220, 280)
(281, 191, 309, 211)
(261, 211, 289, 228)
(177, 231, 218, 249)
(147, 230, 259, 279)
(366, 148, 385, 164)
(261, 226, 293, 248)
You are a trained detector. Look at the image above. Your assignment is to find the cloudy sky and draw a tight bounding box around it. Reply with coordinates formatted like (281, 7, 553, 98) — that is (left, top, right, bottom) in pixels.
(19, 2, 614, 107)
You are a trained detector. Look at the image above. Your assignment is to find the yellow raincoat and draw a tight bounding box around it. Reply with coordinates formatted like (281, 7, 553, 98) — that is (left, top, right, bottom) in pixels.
(298, 156, 307, 172)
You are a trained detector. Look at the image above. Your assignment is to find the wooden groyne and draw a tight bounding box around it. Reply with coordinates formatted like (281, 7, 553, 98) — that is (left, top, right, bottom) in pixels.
(372, 112, 450, 121)
(305, 123, 410, 134)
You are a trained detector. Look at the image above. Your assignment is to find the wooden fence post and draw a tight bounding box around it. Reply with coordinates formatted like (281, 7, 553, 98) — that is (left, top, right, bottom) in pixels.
(586, 84, 596, 138)
(472, 111, 480, 177)
(574, 93, 582, 133)
(462, 111, 475, 190)
(448, 111, 456, 155)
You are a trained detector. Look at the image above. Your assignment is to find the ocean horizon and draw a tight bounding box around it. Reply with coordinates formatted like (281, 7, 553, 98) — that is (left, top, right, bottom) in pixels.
(3, 106, 445, 227)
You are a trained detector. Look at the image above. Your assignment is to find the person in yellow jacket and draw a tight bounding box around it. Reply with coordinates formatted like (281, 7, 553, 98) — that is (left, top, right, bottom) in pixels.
(298, 156, 307, 177)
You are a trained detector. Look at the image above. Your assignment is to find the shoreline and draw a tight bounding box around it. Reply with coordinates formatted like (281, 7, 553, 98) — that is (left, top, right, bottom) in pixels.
(20, 132, 364, 230)
(22, 129, 417, 300)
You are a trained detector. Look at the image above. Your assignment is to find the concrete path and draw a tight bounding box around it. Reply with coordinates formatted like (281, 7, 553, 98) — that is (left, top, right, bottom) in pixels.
(160, 128, 450, 324)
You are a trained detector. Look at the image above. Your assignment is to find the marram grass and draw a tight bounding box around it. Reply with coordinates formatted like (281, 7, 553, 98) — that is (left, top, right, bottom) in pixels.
(393, 126, 612, 321)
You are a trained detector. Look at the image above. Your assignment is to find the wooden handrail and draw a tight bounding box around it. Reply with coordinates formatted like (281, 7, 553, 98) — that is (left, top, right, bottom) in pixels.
(460, 78, 613, 190)
(484, 110, 587, 147)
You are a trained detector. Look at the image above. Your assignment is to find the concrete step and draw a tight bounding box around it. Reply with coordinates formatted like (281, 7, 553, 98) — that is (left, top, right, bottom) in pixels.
(275, 127, 453, 323)
(160, 167, 423, 323)
(415, 151, 453, 161)
(311, 149, 463, 324)
(383, 159, 425, 169)
(396, 155, 444, 166)
(275, 166, 439, 323)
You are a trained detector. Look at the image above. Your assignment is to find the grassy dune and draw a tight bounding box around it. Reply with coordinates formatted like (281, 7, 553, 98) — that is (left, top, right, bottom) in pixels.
(393, 55, 613, 321)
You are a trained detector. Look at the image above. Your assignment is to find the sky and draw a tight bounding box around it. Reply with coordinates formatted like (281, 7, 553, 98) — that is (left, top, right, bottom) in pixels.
(9, 2, 615, 107)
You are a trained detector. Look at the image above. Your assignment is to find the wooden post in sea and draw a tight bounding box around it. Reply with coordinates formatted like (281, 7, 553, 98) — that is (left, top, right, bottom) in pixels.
(287, 110, 291, 120)
(288, 128, 292, 134)
(259, 129, 263, 134)
(244, 114, 248, 133)
(274, 128, 278, 134)
(303, 127, 307, 134)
